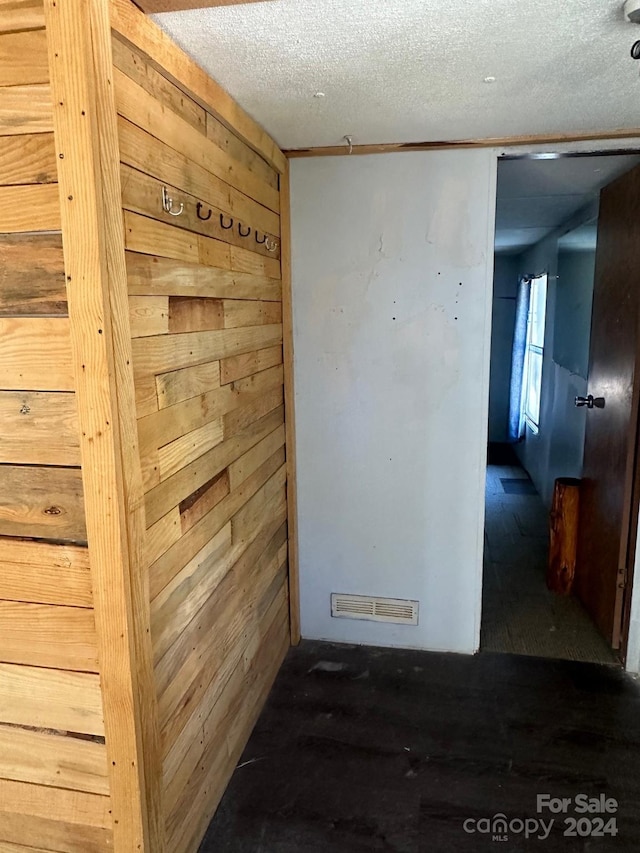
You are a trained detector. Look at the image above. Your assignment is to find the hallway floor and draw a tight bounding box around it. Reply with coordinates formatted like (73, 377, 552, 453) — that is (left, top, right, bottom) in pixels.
(482, 462, 618, 665)
(199, 640, 640, 852)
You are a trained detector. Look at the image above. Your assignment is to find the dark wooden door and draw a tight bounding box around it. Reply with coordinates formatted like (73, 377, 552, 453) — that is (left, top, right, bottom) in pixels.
(576, 163, 640, 649)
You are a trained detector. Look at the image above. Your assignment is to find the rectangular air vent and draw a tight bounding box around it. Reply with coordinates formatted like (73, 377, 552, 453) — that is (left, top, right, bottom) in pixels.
(331, 593, 419, 625)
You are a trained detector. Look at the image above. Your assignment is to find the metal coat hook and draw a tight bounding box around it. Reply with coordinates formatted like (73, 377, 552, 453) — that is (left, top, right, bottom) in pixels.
(196, 202, 212, 221)
(255, 232, 267, 244)
(238, 223, 252, 238)
(162, 186, 183, 217)
(220, 213, 233, 229)
(265, 237, 279, 253)
(344, 135, 353, 155)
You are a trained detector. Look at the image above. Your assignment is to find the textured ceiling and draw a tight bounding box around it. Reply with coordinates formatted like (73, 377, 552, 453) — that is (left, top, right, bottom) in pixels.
(495, 154, 640, 253)
(153, 0, 640, 149)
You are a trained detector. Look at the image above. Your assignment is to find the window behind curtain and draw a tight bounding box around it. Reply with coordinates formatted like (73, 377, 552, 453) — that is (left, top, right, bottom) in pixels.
(522, 274, 548, 433)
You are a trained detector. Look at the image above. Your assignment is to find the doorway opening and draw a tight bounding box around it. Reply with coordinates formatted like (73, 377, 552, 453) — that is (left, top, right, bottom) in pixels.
(481, 151, 640, 665)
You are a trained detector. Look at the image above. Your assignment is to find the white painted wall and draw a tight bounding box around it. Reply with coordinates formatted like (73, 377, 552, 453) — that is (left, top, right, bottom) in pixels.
(290, 151, 496, 653)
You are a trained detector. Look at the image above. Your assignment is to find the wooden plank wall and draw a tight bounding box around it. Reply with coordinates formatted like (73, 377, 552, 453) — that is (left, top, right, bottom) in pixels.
(0, 3, 112, 851)
(112, 26, 291, 853)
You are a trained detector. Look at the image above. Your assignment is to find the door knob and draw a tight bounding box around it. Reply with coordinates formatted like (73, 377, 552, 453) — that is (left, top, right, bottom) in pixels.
(575, 395, 605, 409)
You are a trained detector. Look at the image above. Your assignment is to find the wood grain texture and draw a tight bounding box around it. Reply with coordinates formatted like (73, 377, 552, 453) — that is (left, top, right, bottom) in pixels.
(0, 724, 108, 794)
(0, 183, 59, 232)
(0, 84, 52, 135)
(129, 294, 169, 338)
(205, 110, 278, 191)
(0, 391, 80, 466)
(150, 521, 232, 664)
(220, 344, 282, 384)
(132, 323, 282, 380)
(0, 233, 66, 316)
(148, 406, 283, 599)
(279, 166, 300, 644)
(109, 0, 287, 174)
(45, 0, 163, 848)
(548, 477, 580, 596)
(0, 133, 56, 185)
(0, 317, 73, 391)
(138, 363, 282, 460)
(124, 209, 230, 269)
(156, 360, 221, 409)
(109, 5, 291, 849)
(0, 779, 111, 828)
(120, 163, 280, 260)
(115, 68, 279, 212)
(0, 662, 104, 734)
(144, 403, 284, 527)
(0, 601, 98, 670)
(138, 0, 276, 10)
(126, 251, 281, 302)
(156, 515, 287, 747)
(285, 128, 640, 158)
(162, 583, 285, 812)
(0, 1, 45, 35)
(179, 468, 229, 535)
(0, 538, 91, 606)
(0, 814, 111, 853)
(112, 34, 206, 134)
(118, 116, 280, 238)
(0, 28, 48, 85)
(165, 589, 288, 853)
(0, 464, 85, 541)
(576, 161, 640, 649)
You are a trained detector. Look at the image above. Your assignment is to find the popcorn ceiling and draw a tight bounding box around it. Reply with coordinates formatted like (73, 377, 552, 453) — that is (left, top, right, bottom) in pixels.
(154, 0, 640, 150)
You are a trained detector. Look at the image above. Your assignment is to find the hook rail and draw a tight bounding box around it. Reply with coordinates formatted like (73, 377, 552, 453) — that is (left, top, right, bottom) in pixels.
(161, 186, 183, 217)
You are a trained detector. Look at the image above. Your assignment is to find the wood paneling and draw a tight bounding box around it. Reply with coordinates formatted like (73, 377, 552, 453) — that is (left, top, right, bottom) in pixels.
(0, 464, 85, 542)
(120, 162, 280, 259)
(0, 5, 292, 851)
(0, 19, 110, 852)
(138, 0, 277, 11)
(0, 601, 97, 670)
(0, 133, 56, 185)
(0, 391, 80, 466)
(0, 538, 91, 606)
(0, 183, 60, 232)
(112, 35, 206, 134)
(45, 0, 163, 849)
(156, 360, 221, 409)
(0, 815, 111, 853)
(0, 28, 48, 85)
(220, 344, 282, 384)
(0, 780, 111, 836)
(0, 1, 45, 35)
(0, 724, 108, 794)
(0, 233, 65, 316)
(115, 69, 279, 212)
(112, 17, 291, 846)
(109, 0, 287, 174)
(118, 117, 280, 238)
(0, 84, 52, 135)
(126, 251, 281, 302)
(0, 317, 73, 391)
(0, 662, 104, 734)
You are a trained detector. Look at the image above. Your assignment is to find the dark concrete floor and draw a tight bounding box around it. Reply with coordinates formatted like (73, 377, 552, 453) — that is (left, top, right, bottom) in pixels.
(199, 641, 640, 852)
